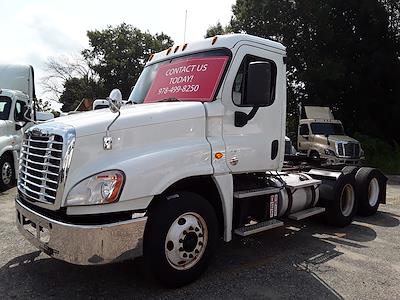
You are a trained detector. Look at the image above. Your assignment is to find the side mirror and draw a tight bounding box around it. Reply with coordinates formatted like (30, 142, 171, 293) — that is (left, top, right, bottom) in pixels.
(15, 106, 31, 130)
(21, 106, 31, 122)
(107, 89, 123, 113)
(15, 110, 26, 122)
(324, 134, 330, 145)
(244, 61, 272, 106)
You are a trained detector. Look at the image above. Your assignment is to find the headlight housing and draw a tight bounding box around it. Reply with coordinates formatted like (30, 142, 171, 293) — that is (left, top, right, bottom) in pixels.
(324, 148, 336, 156)
(66, 170, 125, 206)
(360, 147, 365, 157)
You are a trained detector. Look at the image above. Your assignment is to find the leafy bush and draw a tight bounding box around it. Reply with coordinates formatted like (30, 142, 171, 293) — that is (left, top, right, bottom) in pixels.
(355, 133, 400, 174)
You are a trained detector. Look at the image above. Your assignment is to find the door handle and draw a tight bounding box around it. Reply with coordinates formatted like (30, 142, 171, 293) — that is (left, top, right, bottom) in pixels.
(271, 140, 279, 160)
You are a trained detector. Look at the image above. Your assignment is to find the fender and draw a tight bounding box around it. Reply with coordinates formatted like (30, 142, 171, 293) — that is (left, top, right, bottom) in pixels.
(212, 174, 233, 241)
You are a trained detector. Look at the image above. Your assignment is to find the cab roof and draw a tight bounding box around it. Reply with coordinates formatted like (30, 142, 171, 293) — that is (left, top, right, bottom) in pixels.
(0, 88, 29, 100)
(148, 34, 286, 65)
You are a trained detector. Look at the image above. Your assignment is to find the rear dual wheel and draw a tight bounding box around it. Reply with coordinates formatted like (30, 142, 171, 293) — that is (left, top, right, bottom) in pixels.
(324, 173, 357, 227)
(144, 192, 218, 287)
(355, 168, 386, 216)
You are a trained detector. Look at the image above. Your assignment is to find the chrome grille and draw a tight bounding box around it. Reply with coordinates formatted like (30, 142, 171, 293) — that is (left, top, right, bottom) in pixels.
(337, 142, 360, 158)
(18, 134, 63, 204)
(337, 143, 344, 156)
(344, 143, 360, 158)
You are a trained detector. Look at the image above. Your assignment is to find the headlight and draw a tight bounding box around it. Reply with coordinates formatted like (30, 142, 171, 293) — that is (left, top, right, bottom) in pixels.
(324, 149, 336, 156)
(66, 170, 125, 206)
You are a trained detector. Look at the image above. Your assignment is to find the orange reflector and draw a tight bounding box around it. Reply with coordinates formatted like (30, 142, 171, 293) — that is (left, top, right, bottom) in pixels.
(215, 152, 224, 159)
(212, 36, 218, 45)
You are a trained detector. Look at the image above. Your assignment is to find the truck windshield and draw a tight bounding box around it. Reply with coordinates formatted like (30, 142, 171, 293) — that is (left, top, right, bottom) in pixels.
(128, 49, 230, 104)
(311, 122, 345, 135)
(0, 96, 11, 120)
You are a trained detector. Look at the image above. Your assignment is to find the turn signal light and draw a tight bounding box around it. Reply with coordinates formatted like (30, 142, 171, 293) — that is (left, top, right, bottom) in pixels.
(215, 152, 224, 159)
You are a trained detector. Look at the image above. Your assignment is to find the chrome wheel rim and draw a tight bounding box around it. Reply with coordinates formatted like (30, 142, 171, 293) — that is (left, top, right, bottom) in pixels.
(165, 212, 208, 270)
(368, 178, 380, 207)
(1, 162, 12, 185)
(340, 184, 355, 217)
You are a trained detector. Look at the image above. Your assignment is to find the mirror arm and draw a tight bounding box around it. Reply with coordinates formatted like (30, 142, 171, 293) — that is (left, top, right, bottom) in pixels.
(23, 108, 37, 124)
(247, 107, 259, 120)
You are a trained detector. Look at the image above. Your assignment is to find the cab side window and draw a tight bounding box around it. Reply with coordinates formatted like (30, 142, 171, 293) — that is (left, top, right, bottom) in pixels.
(232, 55, 277, 106)
(299, 124, 310, 136)
(14, 100, 26, 122)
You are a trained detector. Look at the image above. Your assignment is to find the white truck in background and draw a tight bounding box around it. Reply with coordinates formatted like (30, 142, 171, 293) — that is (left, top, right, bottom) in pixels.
(0, 64, 53, 190)
(15, 35, 387, 287)
(297, 106, 364, 165)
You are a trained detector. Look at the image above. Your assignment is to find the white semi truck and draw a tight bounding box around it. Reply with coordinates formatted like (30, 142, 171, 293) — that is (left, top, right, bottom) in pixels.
(0, 64, 53, 191)
(15, 35, 387, 287)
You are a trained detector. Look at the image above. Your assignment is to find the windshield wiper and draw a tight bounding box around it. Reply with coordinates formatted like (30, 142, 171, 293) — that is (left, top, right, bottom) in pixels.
(158, 97, 181, 102)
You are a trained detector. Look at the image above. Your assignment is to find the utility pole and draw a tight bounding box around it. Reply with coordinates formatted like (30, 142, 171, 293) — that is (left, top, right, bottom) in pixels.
(184, 9, 187, 43)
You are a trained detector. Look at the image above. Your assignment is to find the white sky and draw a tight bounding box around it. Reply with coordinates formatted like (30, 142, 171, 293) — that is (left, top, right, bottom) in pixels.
(0, 0, 235, 104)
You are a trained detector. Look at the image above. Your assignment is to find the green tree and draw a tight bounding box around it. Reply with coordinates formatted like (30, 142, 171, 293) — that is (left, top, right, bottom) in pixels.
(59, 77, 106, 112)
(231, 0, 400, 143)
(205, 22, 232, 38)
(42, 55, 104, 112)
(82, 23, 173, 99)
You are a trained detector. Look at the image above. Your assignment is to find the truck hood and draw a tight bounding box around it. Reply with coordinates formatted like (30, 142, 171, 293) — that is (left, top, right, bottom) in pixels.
(49, 102, 206, 137)
(315, 135, 359, 143)
(0, 120, 13, 133)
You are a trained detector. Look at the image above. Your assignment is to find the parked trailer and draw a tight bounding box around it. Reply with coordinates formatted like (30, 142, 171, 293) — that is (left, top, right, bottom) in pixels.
(14, 34, 387, 287)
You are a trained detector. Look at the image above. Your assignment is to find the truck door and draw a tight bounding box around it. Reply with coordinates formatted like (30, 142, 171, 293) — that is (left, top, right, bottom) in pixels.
(221, 45, 286, 173)
(298, 123, 311, 152)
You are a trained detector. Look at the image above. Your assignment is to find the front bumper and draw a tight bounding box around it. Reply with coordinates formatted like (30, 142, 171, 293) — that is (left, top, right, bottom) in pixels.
(322, 155, 362, 166)
(15, 198, 147, 265)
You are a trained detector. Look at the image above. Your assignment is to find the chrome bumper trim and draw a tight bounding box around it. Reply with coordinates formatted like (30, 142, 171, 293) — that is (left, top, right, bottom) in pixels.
(15, 198, 147, 265)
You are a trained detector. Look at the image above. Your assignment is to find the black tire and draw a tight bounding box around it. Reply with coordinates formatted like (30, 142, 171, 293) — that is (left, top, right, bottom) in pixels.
(355, 167, 387, 216)
(0, 153, 15, 191)
(342, 166, 358, 176)
(309, 150, 320, 160)
(324, 173, 357, 227)
(144, 192, 218, 287)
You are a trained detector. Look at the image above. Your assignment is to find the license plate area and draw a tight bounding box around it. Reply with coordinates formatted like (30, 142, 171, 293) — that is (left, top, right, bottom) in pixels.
(17, 210, 51, 243)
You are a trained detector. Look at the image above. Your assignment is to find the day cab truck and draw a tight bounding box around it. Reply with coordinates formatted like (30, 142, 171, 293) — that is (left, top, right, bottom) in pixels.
(15, 34, 387, 287)
(298, 106, 364, 166)
(0, 64, 54, 191)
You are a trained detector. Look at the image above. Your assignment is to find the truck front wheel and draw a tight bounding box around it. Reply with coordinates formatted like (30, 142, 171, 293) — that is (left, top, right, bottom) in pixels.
(0, 153, 15, 191)
(144, 192, 218, 287)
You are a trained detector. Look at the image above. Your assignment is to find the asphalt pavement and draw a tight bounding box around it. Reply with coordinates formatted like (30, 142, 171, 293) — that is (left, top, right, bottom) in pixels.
(0, 177, 399, 299)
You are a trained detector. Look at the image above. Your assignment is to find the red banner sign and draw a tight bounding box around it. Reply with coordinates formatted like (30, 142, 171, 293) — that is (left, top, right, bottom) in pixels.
(144, 56, 229, 103)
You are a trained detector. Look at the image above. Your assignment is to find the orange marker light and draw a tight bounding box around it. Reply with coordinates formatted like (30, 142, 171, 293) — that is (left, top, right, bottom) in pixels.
(215, 152, 224, 159)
